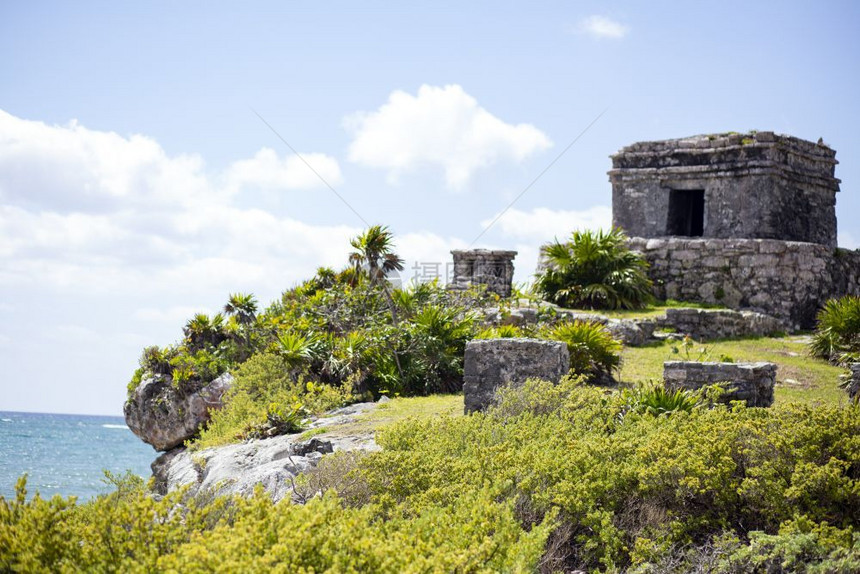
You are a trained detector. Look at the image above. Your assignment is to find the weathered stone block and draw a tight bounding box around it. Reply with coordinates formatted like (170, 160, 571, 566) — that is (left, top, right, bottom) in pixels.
(463, 338, 570, 413)
(663, 361, 776, 407)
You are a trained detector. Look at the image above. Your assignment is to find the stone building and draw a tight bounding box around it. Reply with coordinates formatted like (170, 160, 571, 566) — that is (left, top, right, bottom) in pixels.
(610, 132, 840, 247)
(449, 249, 517, 297)
(609, 132, 860, 330)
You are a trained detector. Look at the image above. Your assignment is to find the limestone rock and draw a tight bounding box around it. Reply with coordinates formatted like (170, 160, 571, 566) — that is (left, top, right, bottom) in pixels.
(151, 402, 380, 502)
(124, 372, 233, 452)
(463, 338, 569, 413)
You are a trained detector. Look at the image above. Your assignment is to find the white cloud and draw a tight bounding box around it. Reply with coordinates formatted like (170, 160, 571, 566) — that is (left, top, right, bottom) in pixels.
(346, 84, 552, 189)
(134, 306, 214, 323)
(481, 205, 612, 244)
(223, 148, 342, 194)
(0, 110, 341, 214)
(0, 110, 355, 297)
(579, 15, 630, 39)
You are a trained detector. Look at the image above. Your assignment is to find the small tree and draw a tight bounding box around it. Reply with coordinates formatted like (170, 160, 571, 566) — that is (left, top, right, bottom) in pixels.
(535, 227, 654, 310)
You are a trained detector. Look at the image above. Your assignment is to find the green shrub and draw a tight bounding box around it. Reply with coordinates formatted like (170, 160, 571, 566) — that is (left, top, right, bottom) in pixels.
(193, 353, 352, 449)
(545, 320, 622, 381)
(534, 227, 654, 310)
(810, 295, 860, 364)
(475, 324, 528, 339)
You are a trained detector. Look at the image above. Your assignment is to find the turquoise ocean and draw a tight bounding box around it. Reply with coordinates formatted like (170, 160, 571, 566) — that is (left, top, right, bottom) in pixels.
(0, 411, 156, 501)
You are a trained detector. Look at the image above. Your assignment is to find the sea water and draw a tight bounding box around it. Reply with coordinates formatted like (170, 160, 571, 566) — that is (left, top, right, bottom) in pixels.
(0, 411, 156, 501)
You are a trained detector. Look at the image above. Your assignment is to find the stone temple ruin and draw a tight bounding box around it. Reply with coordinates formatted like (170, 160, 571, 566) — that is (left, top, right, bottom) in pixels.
(610, 131, 860, 330)
(449, 249, 517, 297)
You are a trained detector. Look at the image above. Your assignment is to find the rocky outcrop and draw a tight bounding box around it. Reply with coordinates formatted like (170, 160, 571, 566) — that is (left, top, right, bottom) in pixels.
(124, 372, 233, 451)
(664, 361, 776, 407)
(151, 402, 378, 501)
(464, 338, 569, 413)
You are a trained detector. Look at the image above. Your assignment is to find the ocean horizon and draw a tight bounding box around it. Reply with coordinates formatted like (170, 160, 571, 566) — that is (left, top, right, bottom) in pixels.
(0, 410, 156, 501)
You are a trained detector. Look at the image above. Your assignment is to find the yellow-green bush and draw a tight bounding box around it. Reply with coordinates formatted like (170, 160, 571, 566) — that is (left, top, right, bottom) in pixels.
(5, 379, 859, 572)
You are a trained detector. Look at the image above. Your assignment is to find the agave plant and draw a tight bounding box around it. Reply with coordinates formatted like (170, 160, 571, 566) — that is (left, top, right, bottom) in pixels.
(618, 383, 702, 421)
(535, 227, 654, 310)
(809, 295, 860, 364)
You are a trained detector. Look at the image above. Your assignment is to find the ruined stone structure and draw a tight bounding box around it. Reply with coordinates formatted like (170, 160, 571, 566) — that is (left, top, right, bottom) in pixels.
(658, 308, 783, 341)
(611, 132, 840, 247)
(610, 132, 860, 329)
(463, 338, 569, 413)
(664, 361, 776, 407)
(450, 249, 517, 297)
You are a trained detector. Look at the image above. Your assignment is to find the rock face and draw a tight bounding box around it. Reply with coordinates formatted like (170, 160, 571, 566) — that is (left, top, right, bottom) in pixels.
(628, 237, 860, 330)
(659, 308, 784, 341)
(610, 132, 840, 247)
(847, 364, 860, 401)
(463, 338, 570, 413)
(124, 372, 233, 451)
(663, 361, 776, 407)
(151, 402, 378, 502)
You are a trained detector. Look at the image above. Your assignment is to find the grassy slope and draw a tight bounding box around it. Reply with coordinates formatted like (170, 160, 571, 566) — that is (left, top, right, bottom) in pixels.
(299, 335, 849, 440)
(620, 335, 850, 405)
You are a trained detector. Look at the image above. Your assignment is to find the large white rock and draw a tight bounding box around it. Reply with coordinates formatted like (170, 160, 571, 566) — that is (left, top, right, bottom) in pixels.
(150, 402, 379, 502)
(124, 372, 234, 451)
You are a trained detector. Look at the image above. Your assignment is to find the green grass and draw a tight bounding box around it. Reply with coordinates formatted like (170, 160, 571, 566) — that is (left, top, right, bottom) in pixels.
(556, 299, 725, 320)
(619, 335, 849, 405)
(312, 394, 463, 439)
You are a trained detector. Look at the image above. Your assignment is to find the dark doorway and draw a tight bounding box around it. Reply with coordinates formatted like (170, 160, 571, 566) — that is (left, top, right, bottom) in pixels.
(666, 189, 705, 236)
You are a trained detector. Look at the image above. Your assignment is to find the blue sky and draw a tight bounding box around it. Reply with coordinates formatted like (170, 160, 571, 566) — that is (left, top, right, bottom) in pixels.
(1, 1, 858, 415)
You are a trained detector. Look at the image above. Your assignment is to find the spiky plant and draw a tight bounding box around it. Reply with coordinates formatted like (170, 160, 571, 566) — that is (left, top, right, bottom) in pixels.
(546, 320, 622, 382)
(809, 295, 860, 364)
(535, 227, 654, 310)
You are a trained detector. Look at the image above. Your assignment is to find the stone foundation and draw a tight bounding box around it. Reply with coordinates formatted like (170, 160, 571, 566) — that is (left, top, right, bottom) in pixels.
(450, 249, 516, 297)
(658, 308, 784, 340)
(629, 237, 860, 330)
(663, 361, 776, 407)
(463, 338, 569, 413)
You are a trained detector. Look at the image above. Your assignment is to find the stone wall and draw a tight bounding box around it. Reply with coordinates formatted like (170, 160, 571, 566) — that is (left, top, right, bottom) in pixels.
(463, 338, 569, 413)
(659, 308, 784, 341)
(450, 249, 517, 297)
(610, 132, 840, 247)
(629, 237, 860, 330)
(663, 361, 776, 407)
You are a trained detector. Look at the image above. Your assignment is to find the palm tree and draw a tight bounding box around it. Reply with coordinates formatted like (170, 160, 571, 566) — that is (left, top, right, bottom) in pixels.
(223, 293, 259, 357)
(348, 225, 406, 380)
(348, 225, 405, 323)
(535, 227, 654, 310)
(223, 293, 258, 325)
